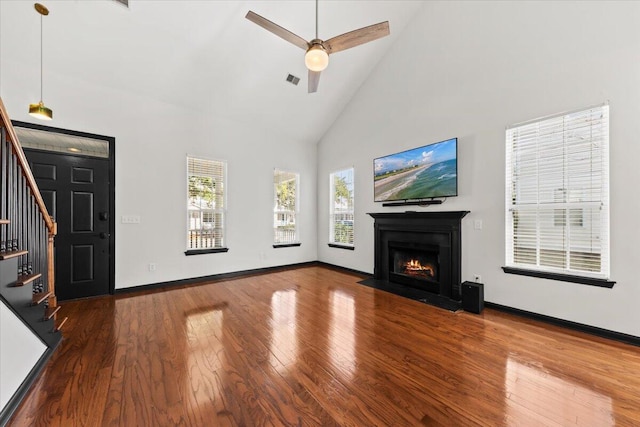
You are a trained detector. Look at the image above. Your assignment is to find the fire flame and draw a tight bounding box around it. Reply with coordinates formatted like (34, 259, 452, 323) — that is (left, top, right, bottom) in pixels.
(404, 259, 435, 277)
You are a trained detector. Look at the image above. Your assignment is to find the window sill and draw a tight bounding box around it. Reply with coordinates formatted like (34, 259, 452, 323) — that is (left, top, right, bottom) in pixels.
(185, 248, 229, 256)
(328, 243, 355, 251)
(273, 243, 301, 248)
(502, 266, 615, 288)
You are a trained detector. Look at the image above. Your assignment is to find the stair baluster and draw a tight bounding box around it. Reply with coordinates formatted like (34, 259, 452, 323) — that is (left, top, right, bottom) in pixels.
(0, 96, 60, 343)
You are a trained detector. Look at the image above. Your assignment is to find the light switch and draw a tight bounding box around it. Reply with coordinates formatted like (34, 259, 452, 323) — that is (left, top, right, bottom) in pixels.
(121, 215, 141, 224)
(474, 219, 483, 230)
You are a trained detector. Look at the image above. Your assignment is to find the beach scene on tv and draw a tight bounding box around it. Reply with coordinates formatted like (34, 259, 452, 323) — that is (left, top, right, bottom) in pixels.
(374, 138, 457, 202)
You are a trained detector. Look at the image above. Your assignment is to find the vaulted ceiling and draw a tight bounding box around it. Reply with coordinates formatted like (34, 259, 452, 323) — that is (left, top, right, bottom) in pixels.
(0, 1, 424, 144)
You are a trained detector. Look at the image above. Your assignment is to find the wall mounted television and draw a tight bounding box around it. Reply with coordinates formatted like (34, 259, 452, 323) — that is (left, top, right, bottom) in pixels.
(374, 137, 458, 202)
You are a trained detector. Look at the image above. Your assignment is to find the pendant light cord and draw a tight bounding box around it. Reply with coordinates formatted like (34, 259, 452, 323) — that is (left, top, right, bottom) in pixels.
(315, 0, 318, 39)
(40, 12, 43, 102)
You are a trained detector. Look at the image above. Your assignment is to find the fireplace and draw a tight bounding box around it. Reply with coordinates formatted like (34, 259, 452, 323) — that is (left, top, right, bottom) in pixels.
(389, 242, 440, 293)
(365, 211, 469, 309)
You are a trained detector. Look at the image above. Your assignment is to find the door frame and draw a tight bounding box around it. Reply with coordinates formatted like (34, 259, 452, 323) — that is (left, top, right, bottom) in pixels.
(12, 120, 116, 296)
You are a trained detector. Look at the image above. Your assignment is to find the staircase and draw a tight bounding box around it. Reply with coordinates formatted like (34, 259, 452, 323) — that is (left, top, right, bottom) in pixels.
(0, 247, 64, 346)
(0, 97, 65, 424)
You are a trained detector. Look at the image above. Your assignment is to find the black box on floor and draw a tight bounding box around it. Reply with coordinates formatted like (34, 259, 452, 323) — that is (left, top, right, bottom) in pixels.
(462, 281, 484, 314)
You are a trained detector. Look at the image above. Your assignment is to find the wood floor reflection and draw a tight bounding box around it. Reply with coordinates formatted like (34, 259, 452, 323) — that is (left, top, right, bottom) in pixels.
(8, 266, 640, 426)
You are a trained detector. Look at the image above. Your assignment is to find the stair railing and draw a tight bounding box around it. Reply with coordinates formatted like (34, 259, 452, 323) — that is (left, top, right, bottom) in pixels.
(0, 97, 57, 307)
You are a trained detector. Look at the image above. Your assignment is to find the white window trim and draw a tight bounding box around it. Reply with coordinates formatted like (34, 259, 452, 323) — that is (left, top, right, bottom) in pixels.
(329, 167, 355, 248)
(186, 155, 228, 254)
(273, 169, 301, 246)
(504, 104, 612, 286)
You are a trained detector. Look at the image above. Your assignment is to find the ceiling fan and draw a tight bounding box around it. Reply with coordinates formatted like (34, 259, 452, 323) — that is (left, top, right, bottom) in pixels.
(246, 0, 390, 93)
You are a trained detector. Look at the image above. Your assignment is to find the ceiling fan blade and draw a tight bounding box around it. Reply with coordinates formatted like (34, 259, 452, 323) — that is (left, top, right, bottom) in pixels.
(324, 21, 390, 54)
(245, 11, 309, 51)
(308, 70, 321, 93)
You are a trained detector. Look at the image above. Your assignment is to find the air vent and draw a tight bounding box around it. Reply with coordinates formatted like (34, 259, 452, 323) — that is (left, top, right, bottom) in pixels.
(286, 74, 300, 86)
(113, 0, 129, 7)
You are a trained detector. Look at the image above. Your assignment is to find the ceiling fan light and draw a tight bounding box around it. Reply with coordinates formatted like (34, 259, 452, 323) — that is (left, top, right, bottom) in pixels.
(305, 45, 329, 72)
(29, 101, 53, 120)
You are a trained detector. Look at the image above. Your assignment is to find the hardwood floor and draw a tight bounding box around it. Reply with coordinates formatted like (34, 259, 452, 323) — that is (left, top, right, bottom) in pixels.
(8, 266, 640, 426)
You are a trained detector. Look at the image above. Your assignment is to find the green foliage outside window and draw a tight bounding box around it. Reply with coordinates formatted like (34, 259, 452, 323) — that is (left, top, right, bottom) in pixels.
(276, 179, 296, 211)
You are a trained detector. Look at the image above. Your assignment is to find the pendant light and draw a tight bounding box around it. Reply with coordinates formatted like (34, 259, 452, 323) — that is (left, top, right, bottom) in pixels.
(29, 3, 52, 120)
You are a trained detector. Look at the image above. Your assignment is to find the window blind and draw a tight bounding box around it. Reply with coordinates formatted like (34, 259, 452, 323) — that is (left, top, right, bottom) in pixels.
(330, 168, 355, 246)
(187, 156, 226, 250)
(505, 105, 609, 278)
(274, 169, 299, 244)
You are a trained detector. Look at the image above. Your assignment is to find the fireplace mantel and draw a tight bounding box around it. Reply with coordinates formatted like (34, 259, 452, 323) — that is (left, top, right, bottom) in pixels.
(366, 211, 469, 309)
(368, 211, 470, 221)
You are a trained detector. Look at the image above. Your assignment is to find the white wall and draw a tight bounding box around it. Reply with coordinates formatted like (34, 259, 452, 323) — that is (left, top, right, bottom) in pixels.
(0, 301, 47, 409)
(2, 1, 639, 337)
(0, 17, 318, 291)
(318, 1, 640, 337)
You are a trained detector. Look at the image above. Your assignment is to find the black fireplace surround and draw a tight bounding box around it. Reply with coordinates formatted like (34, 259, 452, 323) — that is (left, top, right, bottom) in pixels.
(364, 211, 469, 310)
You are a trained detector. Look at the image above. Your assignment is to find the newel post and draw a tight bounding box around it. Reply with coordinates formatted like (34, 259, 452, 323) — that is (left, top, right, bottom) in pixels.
(47, 220, 57, 307)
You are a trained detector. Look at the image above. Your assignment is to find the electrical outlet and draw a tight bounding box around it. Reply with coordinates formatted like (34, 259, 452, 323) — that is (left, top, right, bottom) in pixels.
(473, 274, 482, 282)
(149, 263, 157, 272)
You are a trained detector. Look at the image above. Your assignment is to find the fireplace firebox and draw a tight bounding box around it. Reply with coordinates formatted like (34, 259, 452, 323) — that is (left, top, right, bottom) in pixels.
(389, 243, 440, 293)
(365, 211, 469, 310)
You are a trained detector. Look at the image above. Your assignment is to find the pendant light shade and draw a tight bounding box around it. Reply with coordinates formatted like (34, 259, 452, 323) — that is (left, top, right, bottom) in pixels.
(29, 3, 53, 120)
(29, 101, 53, 120)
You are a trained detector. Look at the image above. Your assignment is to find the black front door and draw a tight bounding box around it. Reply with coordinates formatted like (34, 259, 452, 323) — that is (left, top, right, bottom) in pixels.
(26, 149, 111, 300)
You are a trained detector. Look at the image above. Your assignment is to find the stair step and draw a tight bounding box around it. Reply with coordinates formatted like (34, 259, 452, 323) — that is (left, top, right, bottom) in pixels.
(32, 291, 53, 306)
(55, 316, 68, 332)
(44, 305, 60, 321)
(15, 272, 42, 287)
(0, 219, 9, 225)
(0, 250, 28, 260)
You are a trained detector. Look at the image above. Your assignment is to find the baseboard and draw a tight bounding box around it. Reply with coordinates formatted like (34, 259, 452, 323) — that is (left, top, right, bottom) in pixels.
(114, 261, 372, 296)
(114, 261, 320, 295)
(485, 302, 640, 347)
(0, 344, 59, 427)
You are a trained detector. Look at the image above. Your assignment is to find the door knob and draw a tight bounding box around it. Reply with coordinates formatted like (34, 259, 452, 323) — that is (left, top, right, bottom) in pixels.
(99, 232, 110, 239)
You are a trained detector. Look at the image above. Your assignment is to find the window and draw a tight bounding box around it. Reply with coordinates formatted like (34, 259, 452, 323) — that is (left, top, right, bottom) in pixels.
(273, 169, 300, 246)
(186, 156, 227, 254)
(329, 168, 355, 248)
(505, 104, 611, 285)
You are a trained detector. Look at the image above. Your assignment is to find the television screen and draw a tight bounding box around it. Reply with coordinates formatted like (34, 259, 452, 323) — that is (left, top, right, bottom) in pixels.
(374, 137, 458, 202)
